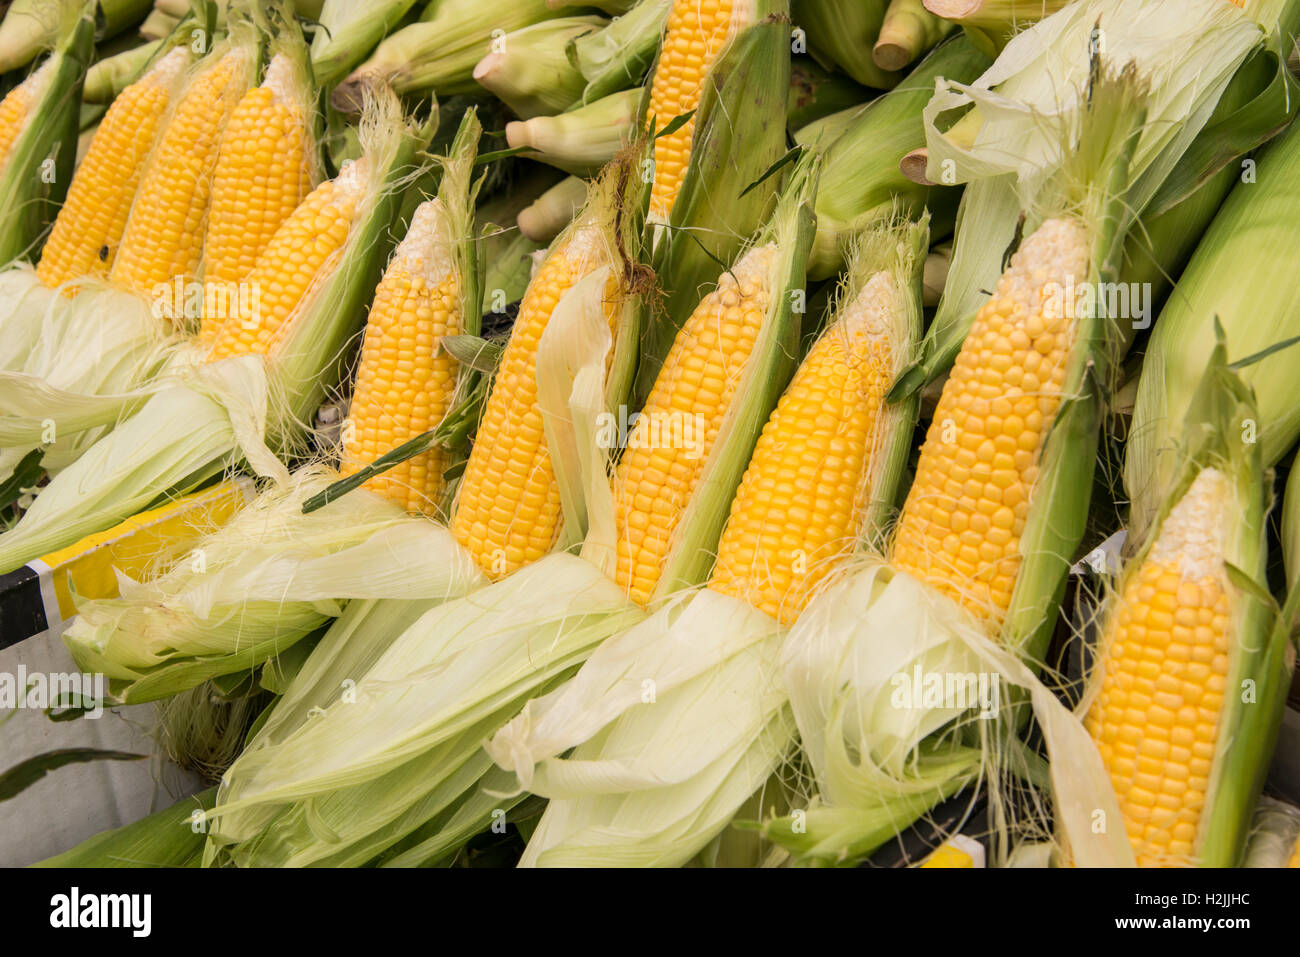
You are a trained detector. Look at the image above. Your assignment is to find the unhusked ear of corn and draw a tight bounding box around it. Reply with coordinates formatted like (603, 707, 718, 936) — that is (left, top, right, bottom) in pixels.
(63, 468, 485, 704)
(36, 45, 191, 288)
(572, 0, 669, 103)
(800, 34, 987, 279)
(921, 0, 1071, 58)
(471, 16, 605, 119)
(31, 789, 216, 868)
(1075, 336, 1292, 867)
(200, 11, 321, 332)
(0, 88, 434, 574)
(450, 146, 648, 579)
(1125, 112, 1300, 542)
(108, 21, 260, 300)
(790, 0, 901, 91)
(506, 88, 639, 176)
(0, 0, 95, 267)
(708, 214, 926, 623)
(637, 7, 790, 403)
(612, 150, 817, 607)
(308, 0, 422, 89)
(890, 0, 1285, 402)
(340, 110, 485, 517)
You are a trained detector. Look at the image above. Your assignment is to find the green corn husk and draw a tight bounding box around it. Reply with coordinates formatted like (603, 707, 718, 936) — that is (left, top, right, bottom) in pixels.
(506, 87, 637, 175)
(31, 788, 216, 867)
(891, 0, 1297, 402)
(0, 88, 433, 575)
(0, 0, 95, 268)
(309, 0, 420, 89)
(517, 173, 586, 242)
(764, 64, 1157, 867)
(332, 0, 567, 113)
(1066, 338, 1293, 867)
(62, 469, 485, 704)
(137, 7, 179, 40)
(475, 165, 561, 303)
(96, 0, 156, 40)
(792, 0, 901, 89)
(923, 0, 1071, 58)
(786, 55, 871, 131)
(489, 207, 926, 868)
(83, 36, 160, 101)
(1243, 796, 1300, 867)
(570, 0, 668, 103)
(0, 0, 90, 72)
(873, 0, 954, 71)
(472, 16, 606, 119)
(1284, 452, 1300, 591)
(800, 34, 988, 279)
(635, 2, 790, 405)
(1125, 114, 1300, 540)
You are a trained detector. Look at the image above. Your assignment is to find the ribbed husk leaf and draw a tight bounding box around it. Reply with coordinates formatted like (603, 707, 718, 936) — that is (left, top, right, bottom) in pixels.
(0, 1, 95, 267)
(62, 468, 485, 704)
(1284, 452, 1300, 590)
(791, 0, 900, 89)
(1070, 337, 1287, 867)
(331, 0, 567, 111)
(786, 56, 872, 132)
(203, 555, 643, 866)
(802, 34, 988, 279)
(30, 788, 216, 867)
(473, 16, 606, 119)
(571, 0, 668, 103)
(308, 0, 420, 89)
(1125, 115, 1300, 539)
(1242, 796, 1300, 867)
(896, 0, 1286, 399)
(636, 4, 790, 404)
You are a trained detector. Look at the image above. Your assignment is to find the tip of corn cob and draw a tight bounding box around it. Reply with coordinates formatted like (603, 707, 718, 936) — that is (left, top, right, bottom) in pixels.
(1150, 467, 1229, 579)
(391, 197, 456, 284)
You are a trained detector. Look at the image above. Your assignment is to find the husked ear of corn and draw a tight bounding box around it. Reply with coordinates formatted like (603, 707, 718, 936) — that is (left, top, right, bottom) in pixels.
(891, 0, 1283, 402)
(708, 215, 926, 623)
(0, 0, 95, 267)
(637, 6, 790, 402)
(1125, 113, 1300, 541)
(36, 45, 191, 288)
(109, 21, 260, 300)
(0, 87, 435, 574)
(1076, 336, 1292, 868)
(451, 146, 648, 579)
(200, 11, 321, 335)
(340, 110, 485, 517)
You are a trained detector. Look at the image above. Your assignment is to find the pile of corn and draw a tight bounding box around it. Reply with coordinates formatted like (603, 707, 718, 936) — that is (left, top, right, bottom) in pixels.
(3, 0, 1300, 872)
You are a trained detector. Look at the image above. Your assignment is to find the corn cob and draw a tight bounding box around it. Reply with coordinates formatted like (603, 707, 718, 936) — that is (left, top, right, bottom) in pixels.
(201, 49, 317, 296)
(109, 36, 258, 298)
(36, 45, 189, 288)
(339, 199, 464, 516)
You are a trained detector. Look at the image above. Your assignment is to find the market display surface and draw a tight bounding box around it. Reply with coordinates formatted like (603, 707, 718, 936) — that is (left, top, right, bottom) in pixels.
(1, 0, 1300, 870)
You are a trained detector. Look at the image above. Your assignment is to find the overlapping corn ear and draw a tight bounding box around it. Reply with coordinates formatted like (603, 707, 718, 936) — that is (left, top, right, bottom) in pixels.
(0, 87, 433, 575)
(308, 0, 421, 89)
(340, 110, 485, 517)
(506, 87, 638, 176)
(472, 16, 604, 119)
(1125, 112, 1300, 541)
(891, 0, 1290, 401)
(450, 143, 649, 579)
(790, 0, 901, 89)
(331, 0, 568, 112)
(0, 0, 94, 267)
(1243, 797, 1300, 867)
(801, 34, 988, 279)
(1072, 338, 1293, 867)
(637, 3, 790, 402)
(762, 65, 1156, 866)
(487, 158, 828, 867)
(570, 0, 668, 103)
(62, 469, 485, 705)
(873, 0, 954, 71)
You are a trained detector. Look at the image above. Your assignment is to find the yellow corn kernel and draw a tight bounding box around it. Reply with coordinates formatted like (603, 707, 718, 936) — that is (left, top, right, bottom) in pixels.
(452, 222, 612, 578)
(1084, 467, 1233, 868)
(0, 58, 53, 177)
(341, 200, 461, 516)
(37, 48, 189, 289)
(891, 217, 1089, 620)
(646, 0, 737, 220)
(614, 243, 775, 606)
(205, 160, 366, 361)
(709, 271, 895, 623)
(201, 53, 314, 343)
(110, 51, 246, 298)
